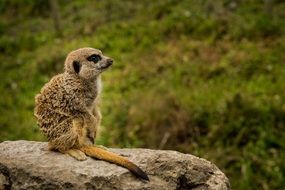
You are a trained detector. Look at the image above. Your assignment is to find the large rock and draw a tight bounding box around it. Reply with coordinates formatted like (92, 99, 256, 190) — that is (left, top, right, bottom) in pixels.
(0, 141, 230, 190)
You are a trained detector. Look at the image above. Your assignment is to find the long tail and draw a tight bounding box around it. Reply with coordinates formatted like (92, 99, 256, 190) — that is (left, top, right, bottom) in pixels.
(80, 145, 149, 181)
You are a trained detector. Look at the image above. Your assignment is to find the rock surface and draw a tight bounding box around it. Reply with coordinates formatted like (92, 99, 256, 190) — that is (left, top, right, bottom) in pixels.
(0, 140, 230, 190)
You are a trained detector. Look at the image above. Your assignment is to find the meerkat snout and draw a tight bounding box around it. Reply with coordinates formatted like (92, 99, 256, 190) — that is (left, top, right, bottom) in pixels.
(106, 58, 113, 66)
(107, 58, 113, 65)
(99, 58, 113, 70)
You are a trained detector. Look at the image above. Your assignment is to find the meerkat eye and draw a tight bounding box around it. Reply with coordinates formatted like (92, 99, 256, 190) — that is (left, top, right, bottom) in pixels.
(87, 54, 101, 63)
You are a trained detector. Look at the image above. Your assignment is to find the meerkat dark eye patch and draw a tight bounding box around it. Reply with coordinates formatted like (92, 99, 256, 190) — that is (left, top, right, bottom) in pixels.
(87, 54, 101, 63)
(73, 61, 81, 73)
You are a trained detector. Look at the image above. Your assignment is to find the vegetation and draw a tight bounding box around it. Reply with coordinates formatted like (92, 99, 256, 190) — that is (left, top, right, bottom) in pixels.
(0, 0, 284, 189)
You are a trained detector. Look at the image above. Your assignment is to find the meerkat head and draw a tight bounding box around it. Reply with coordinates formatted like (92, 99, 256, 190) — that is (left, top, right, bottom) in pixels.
(64, 47, 113, 80)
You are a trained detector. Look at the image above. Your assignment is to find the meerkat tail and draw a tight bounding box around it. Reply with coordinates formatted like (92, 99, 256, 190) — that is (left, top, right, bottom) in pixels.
(80, 145, 149, 181)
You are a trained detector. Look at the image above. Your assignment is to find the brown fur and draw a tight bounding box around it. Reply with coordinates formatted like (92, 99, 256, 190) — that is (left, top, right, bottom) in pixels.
(34, 47, 149, 180)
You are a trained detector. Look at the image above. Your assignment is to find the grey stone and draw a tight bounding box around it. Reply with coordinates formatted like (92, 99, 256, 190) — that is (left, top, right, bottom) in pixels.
(0, 140, 230, 190)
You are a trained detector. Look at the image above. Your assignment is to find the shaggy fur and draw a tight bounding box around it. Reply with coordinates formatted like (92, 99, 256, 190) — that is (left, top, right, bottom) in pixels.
(34, 48, 149, 180)
(35, 47, 111, 158)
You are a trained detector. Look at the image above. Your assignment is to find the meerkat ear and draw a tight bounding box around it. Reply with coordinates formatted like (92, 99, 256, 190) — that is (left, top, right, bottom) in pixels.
(72, 61, 81, 74)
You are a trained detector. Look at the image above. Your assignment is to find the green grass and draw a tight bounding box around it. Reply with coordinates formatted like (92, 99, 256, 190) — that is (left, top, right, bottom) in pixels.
(0, 0, 285, 189)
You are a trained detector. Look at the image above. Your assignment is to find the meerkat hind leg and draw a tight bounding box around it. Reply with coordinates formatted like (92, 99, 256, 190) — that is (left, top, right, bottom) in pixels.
(64, 149, 87, 161)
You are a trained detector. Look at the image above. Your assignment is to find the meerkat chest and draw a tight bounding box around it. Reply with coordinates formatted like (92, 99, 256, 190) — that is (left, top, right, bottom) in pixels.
(85, 78, 102, 111)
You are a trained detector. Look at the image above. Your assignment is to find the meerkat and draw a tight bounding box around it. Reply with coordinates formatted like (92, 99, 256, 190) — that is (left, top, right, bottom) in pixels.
(34, 47, 149, 180)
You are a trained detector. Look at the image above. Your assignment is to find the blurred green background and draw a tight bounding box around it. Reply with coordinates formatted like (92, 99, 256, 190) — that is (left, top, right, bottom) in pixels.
(0, 0, 284, 189)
